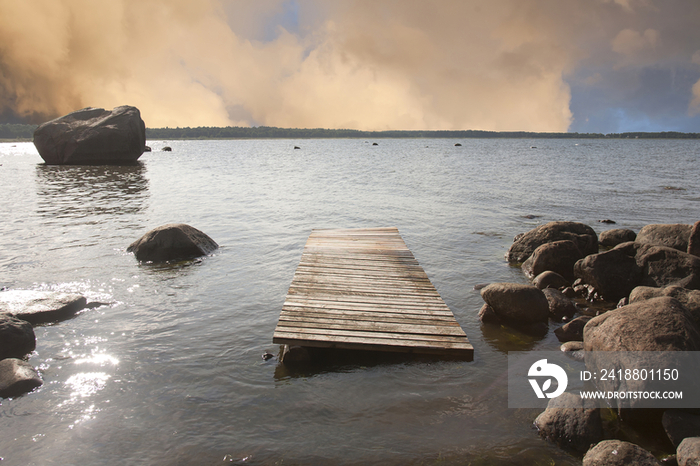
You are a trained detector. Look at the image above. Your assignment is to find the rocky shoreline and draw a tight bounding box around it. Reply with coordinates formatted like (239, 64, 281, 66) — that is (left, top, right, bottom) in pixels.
(480, 220, 700, 464)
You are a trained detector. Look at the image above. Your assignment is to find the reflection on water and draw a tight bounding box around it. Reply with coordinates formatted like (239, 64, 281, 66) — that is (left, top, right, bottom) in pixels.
(35, 163, 148, 219)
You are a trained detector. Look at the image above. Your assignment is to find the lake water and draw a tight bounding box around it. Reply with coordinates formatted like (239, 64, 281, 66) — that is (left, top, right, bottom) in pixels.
(0, 138, 698, 465)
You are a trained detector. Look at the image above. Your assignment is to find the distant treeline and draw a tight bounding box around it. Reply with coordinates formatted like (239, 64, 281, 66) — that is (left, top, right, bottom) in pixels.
(145, 126, 700, 140)
(2, 123, 699, 140)
(0, 124, 37, 140)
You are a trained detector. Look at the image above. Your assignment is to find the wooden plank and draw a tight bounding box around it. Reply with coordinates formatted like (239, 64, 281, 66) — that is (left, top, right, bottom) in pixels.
(272, 227, 473, 361)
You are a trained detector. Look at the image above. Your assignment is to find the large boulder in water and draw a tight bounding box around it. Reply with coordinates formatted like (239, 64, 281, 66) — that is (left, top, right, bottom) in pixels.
(629, 285, 700, 327)
(0, 358, 43, 398)
(0, 290, 87, 325)
(521, 240, 583, 281)
(0, 314, 36, 360)
(506, 221, 598, 263)
(128, 223, 219, 263)
(635, 243, 700, 290)
(573, 246, 642, 302)
(33, 106, 146, 165)
(534, 392, 603, 454)
(480, 283, 549, 323)
(636, 223, 692, 252)
(583, 297, 700, 352)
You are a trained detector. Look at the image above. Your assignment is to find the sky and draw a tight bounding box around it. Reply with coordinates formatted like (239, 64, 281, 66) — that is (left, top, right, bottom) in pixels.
(1, 0, 699, 133)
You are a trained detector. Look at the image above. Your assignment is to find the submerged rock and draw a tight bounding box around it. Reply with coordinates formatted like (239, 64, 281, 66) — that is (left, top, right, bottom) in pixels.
(127, 223, 219, 263)
(0, 358, 42, 398)
(0, 290, 87, 325)
(33, 106, 146, 165)
(0, 313, 36, 359)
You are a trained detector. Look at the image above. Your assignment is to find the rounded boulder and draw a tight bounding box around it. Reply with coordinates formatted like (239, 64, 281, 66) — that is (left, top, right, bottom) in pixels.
(127, 224, 219, 263)
(480, 283, 549, 323)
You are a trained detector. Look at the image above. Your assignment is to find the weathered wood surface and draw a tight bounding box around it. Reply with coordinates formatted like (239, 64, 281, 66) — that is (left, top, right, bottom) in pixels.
(273, 227, 474, 360)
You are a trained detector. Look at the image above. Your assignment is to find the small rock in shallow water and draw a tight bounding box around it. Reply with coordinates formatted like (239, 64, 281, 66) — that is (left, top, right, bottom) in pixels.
(262, 352, 274, 361)
(0, 358, 42, 398)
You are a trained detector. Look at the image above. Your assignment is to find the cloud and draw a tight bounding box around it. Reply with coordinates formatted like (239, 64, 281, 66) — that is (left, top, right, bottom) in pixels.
(0, 0, 699, 131)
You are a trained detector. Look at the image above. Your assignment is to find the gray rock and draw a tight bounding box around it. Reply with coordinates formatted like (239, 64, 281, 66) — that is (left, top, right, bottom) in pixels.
(635, 243, 700, 290)
(480, 283, 549, 323)
(663, 410, 700, 447)
(582, 440, 660, 465)
(636, 224, 693, 252)
(561, 341, 584, 351)
(599, 228, 637, 248)
(0, 358, 42, 398)
(677, 437, 700, 466)
(533, 271, 570, 290)
(0, 290, 87, 325)
(33, 106, 146, 165)
(0, 313, 36, 359)
(689, 221, 700, 257)
(543, 288, 577, 322)
(583, 297, 700, 352)
(535, 392, 603, 454)
(574, 247, 642, 302)
(555, 316, 591, 342)
(506, 221, 598, 264)
(521, 240, 584, 281)
(127, 223, 219, 263)
(629, 286, 700, 327)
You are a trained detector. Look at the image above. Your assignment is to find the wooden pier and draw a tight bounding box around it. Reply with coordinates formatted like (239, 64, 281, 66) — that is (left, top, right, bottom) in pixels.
(273, 227, 473, 360)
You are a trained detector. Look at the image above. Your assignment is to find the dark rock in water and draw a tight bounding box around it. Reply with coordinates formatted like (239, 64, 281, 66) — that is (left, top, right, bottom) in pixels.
(598, 219, 616, 224)
(636, 223, 692, 252)
(144, 146, 152, 152)
(0, 358, 43, 398)
(688, 221, 700, 257)
(478, 303, 501, 324)
(522, 240, 583, 281)
(480, 283, 549, 323)
(583, 297, 700, 352)
(534, 392, 603, 454)
(127, 223, 218, 263)
(0, 314, 36, 359)
(582, 440, 661, 466)
(0, 290, 87, 325)
(663, 410, 700, 447)
(532, 271, 570, 290)
(677, 437, 700, 466)
(574, 247, 642, 302)
(372, 142, 378, 146)
(554, 316, 591, 342)
(294, 146, 300, 149)
(473, 283, 489, 291)
(599, 228, 636, 248)
(629, 285, 700, 327)
(506, 221, 598, 264)
(543, 288, 577, 322)
(521, 214, 541, 219)
(33, 106, 146, 165)
(162, 146, 172, 152)
(454, 143, 462, 146)
(262, 352, 274, 361)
